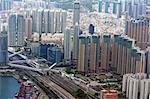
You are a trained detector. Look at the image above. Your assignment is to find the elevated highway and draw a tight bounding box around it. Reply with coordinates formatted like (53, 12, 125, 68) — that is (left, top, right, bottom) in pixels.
(8, 63, 57, 73)
(7, 49, 77, 99)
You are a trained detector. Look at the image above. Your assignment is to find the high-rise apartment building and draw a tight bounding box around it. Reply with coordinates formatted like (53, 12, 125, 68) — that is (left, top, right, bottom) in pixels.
(31, 9, 37, 32)
(36, 9, 43, 34)
(61, 10, 67, 34)
(31, 9, 67, 34)
(125, 18, 149, 49)
(112, 35, 134, 74)
(98, 0, 102, 13)
(131, 47, 146, 73)
(116, 3, 122, 18)
(122, 73, 150, 99)
(43, 9, 49, 34)
(146, 3, 150, 15)
(98, 0, 122, 18)
(25, 17, 32, 40)
(1, 0, 13, 11)
(99, 34, 111, 72)
(77, 32, 147, 74)
(73, 23, 80, 60)
(146, 47, 150, 74)
(98, 0, 149, 18)
(0, 30, 8, 66)
(55, 10, 61, 33)
(112, 34, 146, 75)
(73, 0, 80, 60)
(49, 10, 55, 33)
(104, 0, 109, 13)
(78, 35, 87, 72)
(8, 14, 25, 47)
(64, 28, 71, 61)
(78, 34, 100, 73)
(73, 0, 80, 26)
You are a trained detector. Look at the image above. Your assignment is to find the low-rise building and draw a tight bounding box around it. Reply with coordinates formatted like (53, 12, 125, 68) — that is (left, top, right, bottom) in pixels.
(101, 90, 118, 99)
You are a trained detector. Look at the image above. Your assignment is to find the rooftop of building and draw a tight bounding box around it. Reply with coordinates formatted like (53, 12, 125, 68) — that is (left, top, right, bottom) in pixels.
(123, 73, 150, 80)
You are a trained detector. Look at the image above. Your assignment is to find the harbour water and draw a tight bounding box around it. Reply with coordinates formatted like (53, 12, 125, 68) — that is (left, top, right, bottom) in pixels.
(0, 76, 21, 99)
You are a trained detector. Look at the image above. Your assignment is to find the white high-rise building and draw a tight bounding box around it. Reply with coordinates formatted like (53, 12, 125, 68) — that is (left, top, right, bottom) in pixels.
(36, 9, 43, 34)
(98, 0, 149, 18)
(0, 30, 8, 66)
(43, 9, 49, 34)
(140, 79, 150, 99)
(8, 14, 25, 47)
(1, 0, 13, 11)
(64, 28, 71, 61)
(31, 9, 67, 34)
(55, 10, 61, 33)
(73, 23, 80, 60)
(122, 73, 150, 99)
(25, 17, 32, 40)
(49, 10, 55, 33)
(73, 0, 80, 25)
(73, 0, 80, 60)
(54, 10, 67, 33)
(61, 10, 67, 33)
(31, 9, 37, 32)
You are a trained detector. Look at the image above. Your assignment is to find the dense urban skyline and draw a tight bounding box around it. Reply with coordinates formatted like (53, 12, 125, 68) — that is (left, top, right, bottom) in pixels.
(0, 0, 150, 99)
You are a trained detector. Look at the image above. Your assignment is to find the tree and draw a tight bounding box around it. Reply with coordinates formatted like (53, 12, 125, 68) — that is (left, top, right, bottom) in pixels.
(65, 67, 73, 74)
